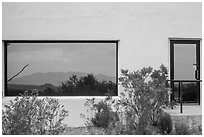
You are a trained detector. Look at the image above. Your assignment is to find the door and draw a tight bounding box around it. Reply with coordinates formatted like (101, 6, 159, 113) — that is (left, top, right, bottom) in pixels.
(170, 39, 201, 104)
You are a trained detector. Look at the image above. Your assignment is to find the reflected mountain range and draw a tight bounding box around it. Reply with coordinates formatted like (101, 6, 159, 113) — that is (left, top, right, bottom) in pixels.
(8, 71, 116, 86)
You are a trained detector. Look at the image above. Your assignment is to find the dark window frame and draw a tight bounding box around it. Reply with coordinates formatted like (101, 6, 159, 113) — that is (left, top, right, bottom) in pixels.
(3, 40, 119, 97)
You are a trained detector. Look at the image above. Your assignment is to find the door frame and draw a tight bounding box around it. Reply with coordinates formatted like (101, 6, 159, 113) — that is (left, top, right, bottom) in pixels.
(169, 38, 201, 104)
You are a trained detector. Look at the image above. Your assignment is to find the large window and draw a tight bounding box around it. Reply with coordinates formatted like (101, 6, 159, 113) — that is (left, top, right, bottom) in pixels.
(4, 40, 118, 96)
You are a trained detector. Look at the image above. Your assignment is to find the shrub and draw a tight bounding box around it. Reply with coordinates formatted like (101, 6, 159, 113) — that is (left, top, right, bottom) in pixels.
(119, 64, 169, 126)
(174, 122, 190, 135)
(118, 67, 153, 133)
(174, 122, 202, 135)
(83, 96, 118, 129)
(91, 101, 111, 128)
(2, 90, 69, 135)
(149, 64, 169, 125)
(158, 114, 173, 134)
(170, 100, 177, 108)
(82, 64, 169, 135)
(198, 125, 202, 133)
(105, 64, 168, 134)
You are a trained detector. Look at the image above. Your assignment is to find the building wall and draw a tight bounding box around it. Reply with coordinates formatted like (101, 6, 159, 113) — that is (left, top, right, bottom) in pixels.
(2, 2, 202, 127)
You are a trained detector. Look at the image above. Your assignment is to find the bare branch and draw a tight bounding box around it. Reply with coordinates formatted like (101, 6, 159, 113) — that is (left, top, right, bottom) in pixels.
(7, 64, 29, 82)
(7, 43, 11, 46)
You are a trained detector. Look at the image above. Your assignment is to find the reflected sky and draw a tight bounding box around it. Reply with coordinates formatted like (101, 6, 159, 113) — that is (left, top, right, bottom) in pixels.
(7, 43, 116, 78)
(174, 44, 196, 80)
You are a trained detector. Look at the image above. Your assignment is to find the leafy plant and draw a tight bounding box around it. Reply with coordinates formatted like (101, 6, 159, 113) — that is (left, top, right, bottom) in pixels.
(91, 101, 116, 128)
(81, 91, 120, 135)
(82, 64, 169, 135)
(82, 94, 118, 129)
(174, 122, 190, 135)
(173, 122, 202, 135)
(119, 64, 169, 127)
(198, 125, 202, 133)
(158, 114, 173, 134)
(148, 64, 169, 125)
(170, 100, 177, 108)
(2, 90, 69, 135)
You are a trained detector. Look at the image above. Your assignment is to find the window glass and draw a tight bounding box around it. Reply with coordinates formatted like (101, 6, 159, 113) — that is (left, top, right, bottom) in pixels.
(6, 42, 118, 96)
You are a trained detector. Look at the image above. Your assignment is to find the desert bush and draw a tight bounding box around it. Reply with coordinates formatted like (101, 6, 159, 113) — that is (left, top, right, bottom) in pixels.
(2, 90, 69, 135)
(91, 101, 118, 128)
(117, 67, 152, 134)
(107, 64, 169, 135)
(82, 93, 118, 129)
(119, 64, 169, 126)
(158, 114, 173, 134)
(174, 122, 190, 135)
(170, 100, 177, 108)
(198, 125, 202, 133)
(82, 64, 169, 135)
(174, 122, 202, 135)
(148, 64, 169, 125)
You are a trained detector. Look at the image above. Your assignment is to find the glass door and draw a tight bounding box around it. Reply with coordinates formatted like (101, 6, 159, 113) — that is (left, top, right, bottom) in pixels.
(170, 39, 201, 104)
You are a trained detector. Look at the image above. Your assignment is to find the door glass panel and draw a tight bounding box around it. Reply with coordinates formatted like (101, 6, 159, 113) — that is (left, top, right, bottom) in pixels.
(174, 44, 196, 80)
(174, 44, 198, 103)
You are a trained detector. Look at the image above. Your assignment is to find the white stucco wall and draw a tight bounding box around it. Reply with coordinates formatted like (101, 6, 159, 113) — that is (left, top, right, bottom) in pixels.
(2, 2, 202, 127)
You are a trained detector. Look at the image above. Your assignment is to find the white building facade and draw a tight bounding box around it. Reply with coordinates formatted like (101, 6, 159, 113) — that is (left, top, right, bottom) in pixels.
(2, 2, 202, 127)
